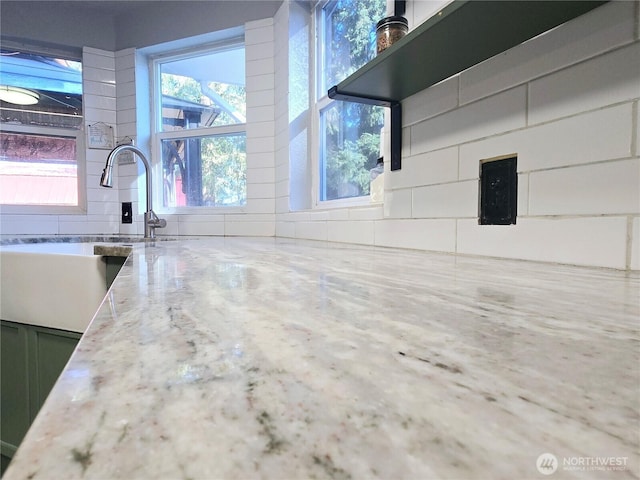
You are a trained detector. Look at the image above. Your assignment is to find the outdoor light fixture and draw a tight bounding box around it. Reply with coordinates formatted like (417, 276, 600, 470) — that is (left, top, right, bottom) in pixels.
(0, 85, 39, 105)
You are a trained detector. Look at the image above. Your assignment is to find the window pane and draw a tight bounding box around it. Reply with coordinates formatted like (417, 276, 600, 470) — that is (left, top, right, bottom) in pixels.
(0, 50, 82, 129)
(318, 0, 386, 202)
(0, 131, 78, 205)
(0, 50, 82, 208)
(321, 0, 385, 93)
(320, 101, 383, 201)
(161, 133, 246, 207)
(160, 47, 246, 131)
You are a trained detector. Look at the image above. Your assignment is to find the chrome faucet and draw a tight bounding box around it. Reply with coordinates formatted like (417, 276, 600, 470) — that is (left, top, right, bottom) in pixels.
(100, 143, 167, 239)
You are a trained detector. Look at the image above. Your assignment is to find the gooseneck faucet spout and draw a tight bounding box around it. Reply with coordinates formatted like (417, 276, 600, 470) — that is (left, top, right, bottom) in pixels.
(100, 144, 166, 239)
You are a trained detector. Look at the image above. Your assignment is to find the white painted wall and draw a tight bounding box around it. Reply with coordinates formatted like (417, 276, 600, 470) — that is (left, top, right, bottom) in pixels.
(275, 1, 640, 270)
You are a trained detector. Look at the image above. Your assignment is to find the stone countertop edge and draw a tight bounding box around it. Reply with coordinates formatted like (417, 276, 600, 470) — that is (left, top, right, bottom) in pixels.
(93, 244, 134, 257)
(2, 236, 639, 480)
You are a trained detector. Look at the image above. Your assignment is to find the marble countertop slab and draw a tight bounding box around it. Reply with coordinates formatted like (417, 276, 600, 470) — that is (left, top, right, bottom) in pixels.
(3, 237, 639, 480)
(93, 244, 134, 257)
(0, 235, 181, 246)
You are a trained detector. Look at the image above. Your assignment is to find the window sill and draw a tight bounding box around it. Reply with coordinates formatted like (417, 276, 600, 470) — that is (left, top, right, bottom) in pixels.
(315, 195, 374, 210)
(0, 204, 86, 215)
(156, 205, 247, 216)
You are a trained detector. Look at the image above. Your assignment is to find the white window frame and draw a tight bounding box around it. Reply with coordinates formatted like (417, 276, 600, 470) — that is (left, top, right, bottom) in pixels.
(149, 39, 247, 215)
(311, 0, 382, 209)
(0, 122, 86, 215)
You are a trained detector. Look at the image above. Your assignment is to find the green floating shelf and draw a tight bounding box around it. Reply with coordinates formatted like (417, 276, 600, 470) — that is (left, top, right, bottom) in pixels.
(329, 0, 608, 170)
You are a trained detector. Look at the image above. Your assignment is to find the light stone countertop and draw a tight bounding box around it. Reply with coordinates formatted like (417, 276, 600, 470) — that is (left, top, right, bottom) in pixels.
(93, 244, 134, 257)
(3, 237, 639, 480)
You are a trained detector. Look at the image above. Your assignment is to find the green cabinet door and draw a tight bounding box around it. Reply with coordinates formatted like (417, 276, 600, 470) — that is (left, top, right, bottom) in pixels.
(0, 322, 30, 464)
(29, 326, 81, 413)
(105, 256, 127, 289)
(0, 321, 80, 476)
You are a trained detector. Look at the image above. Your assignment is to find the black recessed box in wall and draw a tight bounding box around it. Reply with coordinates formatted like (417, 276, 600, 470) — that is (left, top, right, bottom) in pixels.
(122, 202, 133, 224)
(479, 156, 517, 225)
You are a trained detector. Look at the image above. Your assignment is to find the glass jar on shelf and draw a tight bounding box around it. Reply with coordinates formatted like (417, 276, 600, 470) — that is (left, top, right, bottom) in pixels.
(376, 16, 408, 54)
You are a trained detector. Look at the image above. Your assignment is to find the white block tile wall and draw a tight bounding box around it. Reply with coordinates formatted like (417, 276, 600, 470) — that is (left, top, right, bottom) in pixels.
(456, 217, 629, 269)
(236, 18, 276, 230)
(528, 42, 640, 125)
(390, 146, 458, 189)
(226, 220, 275, 237)
(409, 86, 527, 155)
(403, 76, 459, 125)
(410, 1, 451, 29)
(113, 48, 143, 236)
(246, 74, 275, 92)
(631, 216, 640, 271)
(0, 215, 59, 235)
(84, 48, 118, 232)
(272, 2, 293, 214)
(274, 3, 639, 270)
(374, 219, 456, 252)
(327, 220, 374, 245)
(631, 101, 640, 157)
(459, 1, 636, 104)
(327, 209, 349, 221)
(412, 180, 478, 218)
(383, 189, 412, 219)
(516, 174, 529, 218)
(458, 104, 634, 179)
(294, 221, 328, 242)
(3, 4, 637, 274)
(348, 207, 383, 221)
(176, 219, 225, 237)
(528, 159, 640, 216)
(275, 220, 295, 238)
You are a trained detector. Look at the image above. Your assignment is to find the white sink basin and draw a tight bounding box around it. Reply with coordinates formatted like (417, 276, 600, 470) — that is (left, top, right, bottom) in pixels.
(0, 243, 107, 333)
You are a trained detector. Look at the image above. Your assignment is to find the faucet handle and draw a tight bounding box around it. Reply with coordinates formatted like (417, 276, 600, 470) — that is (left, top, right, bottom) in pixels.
(146, 210, 166, 229)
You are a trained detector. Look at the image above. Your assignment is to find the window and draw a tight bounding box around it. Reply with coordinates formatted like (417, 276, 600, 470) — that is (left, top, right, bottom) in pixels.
(316, 0, 386, 202)
(153, 41, 246, 208)
(0, 50, 83, 211)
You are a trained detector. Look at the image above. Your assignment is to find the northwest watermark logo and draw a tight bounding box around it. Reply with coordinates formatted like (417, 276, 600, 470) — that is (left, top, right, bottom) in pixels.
(537, 453, 558, 475)
(536, 453, 629, 475)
